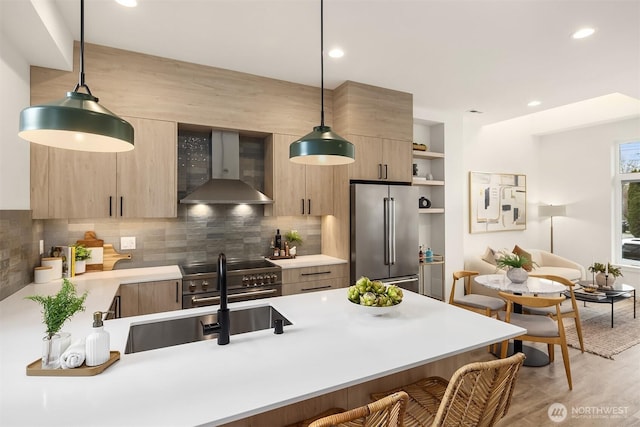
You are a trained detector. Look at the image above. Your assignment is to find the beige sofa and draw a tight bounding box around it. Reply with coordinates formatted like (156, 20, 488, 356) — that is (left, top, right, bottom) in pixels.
(465, 248, 585, 297)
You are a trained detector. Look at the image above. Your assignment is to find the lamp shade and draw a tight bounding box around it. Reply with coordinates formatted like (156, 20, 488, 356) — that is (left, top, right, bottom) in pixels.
(539, 204, 566, 217)
(19, 92, 134, 153)
(289, 126, 355, 165)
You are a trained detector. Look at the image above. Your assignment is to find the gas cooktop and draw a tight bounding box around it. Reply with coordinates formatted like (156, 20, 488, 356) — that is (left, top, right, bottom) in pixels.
(180, 259, 277, 276)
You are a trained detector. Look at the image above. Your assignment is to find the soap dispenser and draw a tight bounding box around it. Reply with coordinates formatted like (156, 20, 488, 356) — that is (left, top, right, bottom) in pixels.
(85, 311, 110, 366)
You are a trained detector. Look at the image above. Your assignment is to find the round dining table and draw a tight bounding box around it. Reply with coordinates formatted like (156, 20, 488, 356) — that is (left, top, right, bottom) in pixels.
(474, 274, 567, 367)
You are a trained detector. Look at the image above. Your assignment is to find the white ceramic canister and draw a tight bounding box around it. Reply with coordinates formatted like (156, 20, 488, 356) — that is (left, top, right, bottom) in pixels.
(34, 266, 53, 283)
(41, 257, 63, 279)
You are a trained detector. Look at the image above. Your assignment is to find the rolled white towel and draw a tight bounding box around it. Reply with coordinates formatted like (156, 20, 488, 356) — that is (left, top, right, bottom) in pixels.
(60, 339, 86, 369)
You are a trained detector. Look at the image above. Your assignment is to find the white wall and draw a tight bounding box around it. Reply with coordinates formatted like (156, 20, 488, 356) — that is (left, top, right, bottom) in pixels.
(0, 33, 31, 209)
(462, 116, 546, 259)
(538, 118, 640, 284)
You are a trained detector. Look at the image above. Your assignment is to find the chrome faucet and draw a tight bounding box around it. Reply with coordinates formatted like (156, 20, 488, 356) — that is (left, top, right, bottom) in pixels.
(200, 253, 230, 345)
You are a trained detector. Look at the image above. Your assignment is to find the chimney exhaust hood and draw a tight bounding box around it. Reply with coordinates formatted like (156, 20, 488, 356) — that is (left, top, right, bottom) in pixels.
(179, 130, 273, 205)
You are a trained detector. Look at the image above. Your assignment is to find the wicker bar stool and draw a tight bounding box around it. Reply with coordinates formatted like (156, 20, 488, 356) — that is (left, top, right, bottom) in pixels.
(308, 391, 409, 427)
(370, 353, 526, 426)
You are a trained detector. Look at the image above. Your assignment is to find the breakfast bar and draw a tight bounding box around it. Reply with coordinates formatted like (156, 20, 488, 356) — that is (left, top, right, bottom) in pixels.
(0, 268, 524, 426)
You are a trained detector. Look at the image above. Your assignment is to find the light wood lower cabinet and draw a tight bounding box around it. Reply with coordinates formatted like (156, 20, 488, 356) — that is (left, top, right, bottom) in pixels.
(281, 264, 349, 296)
(118, 279, 182, 317)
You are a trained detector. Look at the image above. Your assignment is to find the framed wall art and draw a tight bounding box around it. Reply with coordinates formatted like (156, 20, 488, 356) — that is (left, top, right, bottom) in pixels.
(469, 171, 526, 233)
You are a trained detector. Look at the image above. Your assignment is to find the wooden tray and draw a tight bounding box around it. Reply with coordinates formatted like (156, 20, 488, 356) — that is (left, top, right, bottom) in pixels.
(268, 255, 296, 260)
(26, 351, 120, 376)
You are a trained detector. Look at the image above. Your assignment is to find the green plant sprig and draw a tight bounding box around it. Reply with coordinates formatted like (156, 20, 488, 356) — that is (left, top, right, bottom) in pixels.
(588, 262, 622, 278)
(495, 252, 537, 270)
(26, 279, 88, 338)
(74, 244, 91, 261)
(284, 230, 303, 245)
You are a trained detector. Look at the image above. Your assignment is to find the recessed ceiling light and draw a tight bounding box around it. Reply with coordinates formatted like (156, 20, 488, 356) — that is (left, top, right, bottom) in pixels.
(527, 100, 541, 107)
(116, 0, 137, 7)
(328, 48, 344, 58)
(467, 109, 483, 114)
(572, 28, 595, 39)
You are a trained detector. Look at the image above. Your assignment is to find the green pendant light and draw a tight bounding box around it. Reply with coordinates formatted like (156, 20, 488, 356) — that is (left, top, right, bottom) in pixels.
(289, 0, 354, 166)
(19, 0, 134, 153)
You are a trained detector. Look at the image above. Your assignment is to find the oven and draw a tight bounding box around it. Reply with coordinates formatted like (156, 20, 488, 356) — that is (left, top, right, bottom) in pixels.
(179, 259, 282, 309)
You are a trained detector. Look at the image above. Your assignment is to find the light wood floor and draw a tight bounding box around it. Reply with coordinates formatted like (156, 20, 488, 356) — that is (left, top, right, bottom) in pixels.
(465, 340, 640, 426)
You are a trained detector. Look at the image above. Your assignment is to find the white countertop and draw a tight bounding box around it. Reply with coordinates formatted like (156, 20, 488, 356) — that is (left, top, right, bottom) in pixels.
(267, 254, 347, 269)
(0, 266, 524, 427)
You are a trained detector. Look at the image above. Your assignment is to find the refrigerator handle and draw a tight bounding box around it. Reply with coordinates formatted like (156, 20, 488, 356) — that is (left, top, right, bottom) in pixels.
(390, 197, 396, 264)
(383, 197, 390, 265)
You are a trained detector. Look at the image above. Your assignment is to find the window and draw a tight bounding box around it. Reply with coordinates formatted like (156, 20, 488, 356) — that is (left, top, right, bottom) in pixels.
(617, 141, 640, 265)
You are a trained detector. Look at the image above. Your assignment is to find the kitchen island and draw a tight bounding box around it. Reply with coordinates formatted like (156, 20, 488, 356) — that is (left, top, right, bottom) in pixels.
(0, 267, 524, 426)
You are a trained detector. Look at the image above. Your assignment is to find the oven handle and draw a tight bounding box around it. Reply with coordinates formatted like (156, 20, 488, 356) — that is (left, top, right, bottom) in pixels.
(191, 289, 278, 306)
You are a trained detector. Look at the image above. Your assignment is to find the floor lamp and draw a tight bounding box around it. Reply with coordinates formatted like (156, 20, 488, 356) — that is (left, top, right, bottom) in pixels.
(539, 204, 566, 253)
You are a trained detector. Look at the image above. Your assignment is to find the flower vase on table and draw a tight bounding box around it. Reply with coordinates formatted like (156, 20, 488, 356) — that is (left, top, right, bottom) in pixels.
(506, 267, 528, 284)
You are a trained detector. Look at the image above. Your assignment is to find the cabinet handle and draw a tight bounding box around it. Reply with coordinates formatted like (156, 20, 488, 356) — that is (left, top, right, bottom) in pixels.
(301, 199, 305, 215)
(384, 164, 389, 179)
(175, 281, 179, 303)
(109, 196, 113, 217)
(301, 285, 332, 292)
(300, 271, 332, 276)
(378, 164, 382, 179)
(120, 196, 123, 217)
(114, 295, 121, 319)
(307, 199, 311, 215)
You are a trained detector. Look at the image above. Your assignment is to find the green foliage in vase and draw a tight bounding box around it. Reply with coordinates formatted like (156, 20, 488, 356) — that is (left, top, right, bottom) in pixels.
(73, 244, 91, 261)
(495, 252, 537, 270)
(588, 262, 622, 278)
(284, 230, 303, 245)
(26, 279, 88, 338)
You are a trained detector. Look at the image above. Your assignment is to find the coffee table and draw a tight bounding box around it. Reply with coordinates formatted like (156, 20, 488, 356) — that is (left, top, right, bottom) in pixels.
(572, 282, 636, 328)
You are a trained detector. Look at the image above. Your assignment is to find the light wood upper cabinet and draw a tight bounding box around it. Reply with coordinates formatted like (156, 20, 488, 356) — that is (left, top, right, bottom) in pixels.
(48, 149, 117, 218)
(30, 117, 177, 219)
(118, 117, 177, 218)
(265, 134, 333, 216)
(382, 139, 412, 182)
(348, 135, 412, 182)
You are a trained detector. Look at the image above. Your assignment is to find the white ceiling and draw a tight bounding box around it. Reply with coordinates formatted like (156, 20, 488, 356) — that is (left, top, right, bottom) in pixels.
(4, 0, 640, 125)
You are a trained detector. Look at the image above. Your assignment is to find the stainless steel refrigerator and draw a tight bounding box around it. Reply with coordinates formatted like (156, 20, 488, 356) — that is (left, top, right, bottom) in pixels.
(350, 183, 419, 292)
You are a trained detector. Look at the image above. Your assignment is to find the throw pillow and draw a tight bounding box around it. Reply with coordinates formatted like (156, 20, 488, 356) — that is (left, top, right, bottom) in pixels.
(482, 247, 497, 265)
(512, 245, 533, 271)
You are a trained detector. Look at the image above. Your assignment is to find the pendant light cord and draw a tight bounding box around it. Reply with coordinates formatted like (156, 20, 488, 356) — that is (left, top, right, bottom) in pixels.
(73, 0, 93, 96)
(320, 0, 325, 127)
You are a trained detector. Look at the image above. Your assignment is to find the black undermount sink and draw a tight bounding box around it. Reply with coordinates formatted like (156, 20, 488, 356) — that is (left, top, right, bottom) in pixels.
(124, 305, 291, 354)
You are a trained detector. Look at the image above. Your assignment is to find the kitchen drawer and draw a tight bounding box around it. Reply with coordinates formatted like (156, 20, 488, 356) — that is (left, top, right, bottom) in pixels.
(282, 277, 348, 296)
(282, 264, 348, 284)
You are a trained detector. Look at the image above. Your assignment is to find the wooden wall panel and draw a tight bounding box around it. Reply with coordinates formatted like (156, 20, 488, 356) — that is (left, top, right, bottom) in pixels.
(30, 42, 331, 137)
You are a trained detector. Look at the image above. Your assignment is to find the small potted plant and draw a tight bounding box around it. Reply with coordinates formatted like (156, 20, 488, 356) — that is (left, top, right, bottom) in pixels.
(285, 230, 303, 257)
(74, 244, 91, 274)
(588, 262, 622, 288)
(495, 251, 537, 284)
(26, 279, 88, 369)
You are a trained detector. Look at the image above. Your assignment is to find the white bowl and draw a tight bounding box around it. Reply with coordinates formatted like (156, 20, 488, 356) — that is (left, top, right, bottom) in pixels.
(349, 300, 401, 316)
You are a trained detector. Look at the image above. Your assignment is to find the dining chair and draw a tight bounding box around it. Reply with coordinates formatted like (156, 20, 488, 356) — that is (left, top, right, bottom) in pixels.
(449, 270, 506, 318)
(307, 391, 408, 427)
(498, 292, 573, 390)
(528, 274, 584, 353)
(370, 352, 526, 427)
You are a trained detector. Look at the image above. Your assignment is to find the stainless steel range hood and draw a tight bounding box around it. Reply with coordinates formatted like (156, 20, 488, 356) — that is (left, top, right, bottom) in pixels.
(180, 130, 273, 205)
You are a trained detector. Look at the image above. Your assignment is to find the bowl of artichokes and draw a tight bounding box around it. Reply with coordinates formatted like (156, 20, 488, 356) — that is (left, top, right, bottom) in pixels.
(347, 276, 403, 315)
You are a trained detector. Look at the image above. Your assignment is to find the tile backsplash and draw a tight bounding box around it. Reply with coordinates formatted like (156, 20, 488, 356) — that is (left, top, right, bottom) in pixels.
(0, 211, 43, 300)
(42, 205, 321, 269)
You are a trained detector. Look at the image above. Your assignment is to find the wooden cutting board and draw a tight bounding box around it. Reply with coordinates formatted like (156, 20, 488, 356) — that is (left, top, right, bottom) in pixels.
(103, 244, 132, 271)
